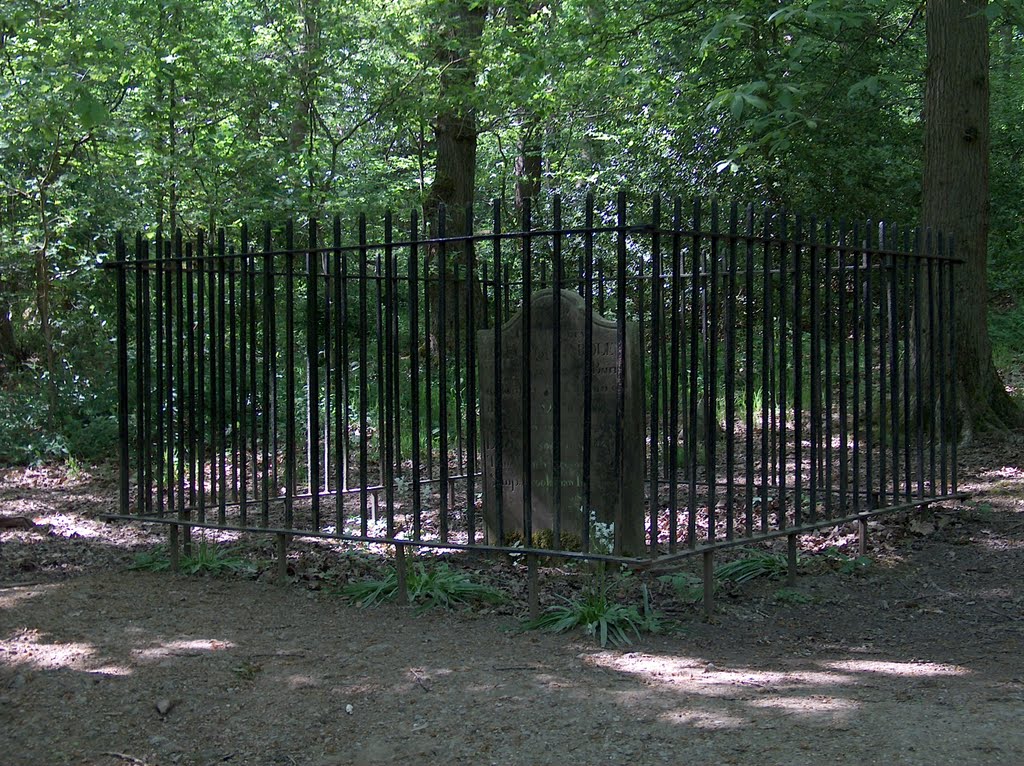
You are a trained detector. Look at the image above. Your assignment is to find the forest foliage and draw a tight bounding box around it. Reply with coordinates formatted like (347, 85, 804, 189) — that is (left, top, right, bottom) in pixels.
(1, 0, 1022, 463)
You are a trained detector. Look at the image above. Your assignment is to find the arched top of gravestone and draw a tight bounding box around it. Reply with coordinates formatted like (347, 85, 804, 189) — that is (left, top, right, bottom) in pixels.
(497, 288, 618, 333)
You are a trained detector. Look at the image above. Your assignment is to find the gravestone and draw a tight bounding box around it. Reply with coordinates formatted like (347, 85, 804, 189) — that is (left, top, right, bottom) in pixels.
(477, 288, 644, 555)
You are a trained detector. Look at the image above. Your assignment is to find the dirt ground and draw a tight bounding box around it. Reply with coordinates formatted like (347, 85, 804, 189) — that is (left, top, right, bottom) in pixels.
(2, 437, 1024, 766)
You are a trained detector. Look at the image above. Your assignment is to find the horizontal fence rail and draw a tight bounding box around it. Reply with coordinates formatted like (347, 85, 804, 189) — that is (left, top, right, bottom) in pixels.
(107, 193, 962, 565)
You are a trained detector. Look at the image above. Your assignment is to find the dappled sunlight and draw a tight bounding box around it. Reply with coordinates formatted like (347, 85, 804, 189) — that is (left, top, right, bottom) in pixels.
(588, 652, 858, 693)
(134, 637, 235, 661)
(823, 660, 968, 677)
(656, 708, 749, 729)
(1, 628, 97, 671)
(0, 583, 52, 610)
(747, 696, 859, 715)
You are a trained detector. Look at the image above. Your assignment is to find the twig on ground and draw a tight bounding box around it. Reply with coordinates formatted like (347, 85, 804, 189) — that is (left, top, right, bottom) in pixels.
(101, 753, 150, 766)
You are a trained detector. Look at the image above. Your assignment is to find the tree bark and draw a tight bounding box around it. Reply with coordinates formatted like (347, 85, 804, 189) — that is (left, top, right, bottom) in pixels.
(425, 0, 487, 349)
(514, 117, 542, 216)
(921, 0, 1022, 437)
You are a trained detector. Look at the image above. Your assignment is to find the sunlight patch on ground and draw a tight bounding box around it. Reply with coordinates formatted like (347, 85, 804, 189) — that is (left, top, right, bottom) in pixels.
(747, 695, 859, 714)
(656, 709, 748, 729)
(0, 583, 53, 610)
(823, 660, 968, 677)
(134, 637, 236, 660)
(1, 628, 96, 671)
(588, 652, 858, 693)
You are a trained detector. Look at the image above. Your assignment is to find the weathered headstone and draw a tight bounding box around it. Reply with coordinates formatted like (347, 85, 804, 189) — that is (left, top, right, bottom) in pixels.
(477, 288, 644, 554)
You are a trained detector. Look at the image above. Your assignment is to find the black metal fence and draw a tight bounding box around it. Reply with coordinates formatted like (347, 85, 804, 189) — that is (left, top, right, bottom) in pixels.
(107, 193, 961, 567)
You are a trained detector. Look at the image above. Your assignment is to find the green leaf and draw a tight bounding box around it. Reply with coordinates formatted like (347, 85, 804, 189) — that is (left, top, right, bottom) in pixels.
(730, 93, 745, 120)
(73, 90, 108, 129)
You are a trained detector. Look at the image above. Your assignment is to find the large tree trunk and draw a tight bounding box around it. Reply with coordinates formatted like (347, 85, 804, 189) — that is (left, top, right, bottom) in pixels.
(424, 0, 486, 236)
(514, 117, 542, 216)
(921, 0, 1022, 437)
(425, 0, 487, 350)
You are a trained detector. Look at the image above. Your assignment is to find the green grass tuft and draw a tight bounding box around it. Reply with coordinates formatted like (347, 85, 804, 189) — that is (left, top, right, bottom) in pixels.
(524, 583, 663, 648)
(342, 562, 505, 612)
(714, 548, 794, 584)
(128, 540, 256, 577)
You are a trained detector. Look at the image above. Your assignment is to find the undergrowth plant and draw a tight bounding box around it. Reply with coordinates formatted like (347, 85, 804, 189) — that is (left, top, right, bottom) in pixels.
(129, 539, 257, 577)
(342, 562, 505, 612)
(714, 547, 796, 584)
(525, 581, 663, 648)
(524, 510, 666, 647)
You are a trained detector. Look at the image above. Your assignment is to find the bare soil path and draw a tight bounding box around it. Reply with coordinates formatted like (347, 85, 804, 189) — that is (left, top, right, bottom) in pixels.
(2, 438, 1023, 766)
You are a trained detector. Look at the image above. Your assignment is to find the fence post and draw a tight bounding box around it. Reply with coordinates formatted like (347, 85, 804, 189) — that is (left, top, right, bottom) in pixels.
(115, 233, 130, 515)
(527, 554, 540, 622)
(787, 533, 798, 586)
(395, 543, 409, 606)
(702, 550, 714, 619)
(276, 533, 289, 583)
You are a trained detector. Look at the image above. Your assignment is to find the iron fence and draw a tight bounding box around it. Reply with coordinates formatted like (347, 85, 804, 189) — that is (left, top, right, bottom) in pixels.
(106, 192, 962, 570)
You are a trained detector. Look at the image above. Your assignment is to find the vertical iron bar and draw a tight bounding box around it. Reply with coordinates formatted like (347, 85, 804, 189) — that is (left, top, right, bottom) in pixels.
(777, 212, 788, 530)
(521, 199, 533, 546)
(196, 233, 206, 522)
(901, 246, 913, 501)
(760, 211, 772, 531)
(851, 223, 862, 512)
(135, 234, 147, 515)
(463, 204, 476, 545)
(437, 207, 450, 542)
(375, 252, 387, 491)
(864, 224, 875, 511)
(926, 236, 937, 494)
(409, 211, 423, 539)
(358, 214, 369, 535)
(552, 195, 563, 548)
(744, 206, 755, 536)
(155, 233, 165, 516)
(650, 195, 663, 551)
(239, 225, 249, 524)
(175, 233, 186, 534)
(793, 215, 804, 527)
(384, 213, 396, 537)
(229, 244, 238, 501)
(913, 236, 925, 499)
(582, 194, 595, 553)
(615, 191, 628, 556)
(877, 224, 889, 504)
(724, 204, 738, 540)
(888, 241, 900, 505)
(115, 234, 130, 514)
(307, 217, 321, 529)
(490, 201, 503, 545)
(688, 199, 700, 547)
(284, 220, 296, 529)
(823, 221, 834, 519)
(334, 216, 346, 532)
(838, 221, 850, 515)
(261, 223, 273, 526)
(667, 199, 682, 552)
(217, 230, 227, 524)
(948, 239, 958, 493)
(808, 218, 819, 524)
(706, 202, 720, 543)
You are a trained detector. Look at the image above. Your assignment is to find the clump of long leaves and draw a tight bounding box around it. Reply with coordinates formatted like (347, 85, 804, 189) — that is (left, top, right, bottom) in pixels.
(342, 562, 505, 612)
(129, 540, 257, 577)
(525, 580, 663, 648)
(714, 548, 794, 584)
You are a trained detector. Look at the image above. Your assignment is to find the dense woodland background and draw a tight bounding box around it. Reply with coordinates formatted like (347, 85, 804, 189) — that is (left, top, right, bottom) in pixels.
(1, 0, 1022, 466)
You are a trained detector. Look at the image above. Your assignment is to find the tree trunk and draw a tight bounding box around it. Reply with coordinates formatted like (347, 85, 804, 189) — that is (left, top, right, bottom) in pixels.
(37, 191, 58, 424)
(425, 0, 487, 350)
(921, 0, 1022, 437)
(514, 117, 542, 216)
